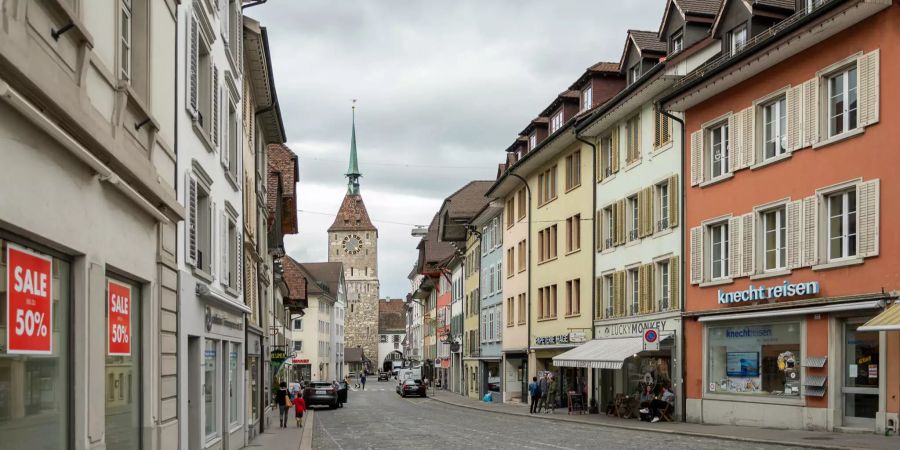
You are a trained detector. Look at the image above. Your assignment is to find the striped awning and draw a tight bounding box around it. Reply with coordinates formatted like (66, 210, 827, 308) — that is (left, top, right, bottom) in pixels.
(552, 337, 645, 369)
(859, 303, 900, 331)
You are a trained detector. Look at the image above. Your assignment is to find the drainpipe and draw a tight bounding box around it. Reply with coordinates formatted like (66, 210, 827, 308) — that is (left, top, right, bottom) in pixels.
(657, 102, 686, 422)
(507, 173, 532, 383)
(574, 129, 597, 410)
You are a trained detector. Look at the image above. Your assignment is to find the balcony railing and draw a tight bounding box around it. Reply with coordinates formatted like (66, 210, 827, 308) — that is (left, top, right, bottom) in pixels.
(671, 0, 840, 92)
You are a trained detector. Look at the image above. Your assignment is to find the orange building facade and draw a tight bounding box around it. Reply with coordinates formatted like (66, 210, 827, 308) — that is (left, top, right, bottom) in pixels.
(663, 0, 899, 434)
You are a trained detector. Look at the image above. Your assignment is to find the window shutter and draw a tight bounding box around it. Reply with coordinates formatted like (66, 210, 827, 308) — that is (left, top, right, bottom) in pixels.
(857, 179, 880, 258)
(595, 210, 601, 251)
(785, 200, 802, 269)
(188, 12, 199, 116)
(802, 79, 819, 147)
(209, 201, 216, 275)
(644, 187, 654, 237)
(220, 1, 228, 43)
(668, 175, 678, 228)
(186, 173, 198, 266)
(653, 112, 661, 148)
(740, 213, 754, 277)
(221, 212, 228, 284)
(801, 195, 818, 267)
(690, 130, 703, 186)
(211, 67, 219, 148)
(236, 9, 244, 70)
(690, 226, 702, 285)
(614, 271, 625, 317)
(646, 264, 655, 313)
(615, 199, 626, 245)
(786, 85, 802, 151)
(727, 113, 741, 173)
(637, 189, 647, 238)
(729, 217, 742, 279)
(857, 50, 880, 127)
(611, 127, 620, 173)
(741, 107, 755, 169)
(236, 226, 243, 296)
(668, 256, 679, 310)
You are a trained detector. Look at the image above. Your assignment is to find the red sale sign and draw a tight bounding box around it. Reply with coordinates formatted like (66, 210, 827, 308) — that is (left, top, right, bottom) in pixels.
(6, 244, 53, 355)
(108, 280, 131, 356)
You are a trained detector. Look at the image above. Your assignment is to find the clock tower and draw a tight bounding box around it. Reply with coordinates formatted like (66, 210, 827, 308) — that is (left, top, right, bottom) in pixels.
(328, 104, 379, 367)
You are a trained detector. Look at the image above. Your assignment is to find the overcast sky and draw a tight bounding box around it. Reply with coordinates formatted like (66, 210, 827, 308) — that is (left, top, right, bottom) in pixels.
(246, 1, 662, 299)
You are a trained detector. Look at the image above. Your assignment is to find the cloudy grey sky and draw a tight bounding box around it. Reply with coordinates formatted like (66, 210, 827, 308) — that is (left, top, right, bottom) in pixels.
(246, 1, 662, 299)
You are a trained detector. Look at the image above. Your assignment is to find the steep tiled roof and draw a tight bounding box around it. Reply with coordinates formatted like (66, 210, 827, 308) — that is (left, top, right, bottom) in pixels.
(378, 299, 407, 334)
(298, 262, 343, 298)
(267, 143, 299, 234)
(589, 61, 621, 72)
(280, 256, 308, 301)
(676, 0, 723, 16)
(416, 213, 454, 272)
(754, 0, 795, 11)
(629, 30, 667, 54)
(441, 180, 493, 221)
(327, 194, 377, 232)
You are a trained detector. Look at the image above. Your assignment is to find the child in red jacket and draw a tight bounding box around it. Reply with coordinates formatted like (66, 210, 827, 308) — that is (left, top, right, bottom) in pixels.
(292, 395, 306, 427)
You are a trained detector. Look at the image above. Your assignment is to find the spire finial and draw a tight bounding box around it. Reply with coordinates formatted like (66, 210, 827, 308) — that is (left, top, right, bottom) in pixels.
(346, 99, 361, 195)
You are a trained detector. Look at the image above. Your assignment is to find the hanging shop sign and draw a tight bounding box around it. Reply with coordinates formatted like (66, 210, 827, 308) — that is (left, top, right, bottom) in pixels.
(535, 334, 570, 346)
(107, 280, 132, 356)
(6, 244, 53, 355)
(568, 331, 587, 343)
(205, 305, 244, 333)
(717, 280, 819, 305)
(643, 328, 660, 352)
(271, 349, 287, 364)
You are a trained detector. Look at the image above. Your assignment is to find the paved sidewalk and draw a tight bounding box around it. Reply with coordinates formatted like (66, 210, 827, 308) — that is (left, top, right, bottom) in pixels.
(243, 410, 314, 450)
(429, 390, 898, 450)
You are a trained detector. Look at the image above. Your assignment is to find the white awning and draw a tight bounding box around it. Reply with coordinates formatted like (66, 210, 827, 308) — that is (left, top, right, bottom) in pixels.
(697, 300, 881, 323)
(552, 336, 648, 369)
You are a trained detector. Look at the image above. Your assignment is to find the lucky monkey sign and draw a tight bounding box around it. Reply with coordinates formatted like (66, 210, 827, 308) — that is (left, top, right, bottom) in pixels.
(108, 280, 132, 356)
(6, 244, 53, 355)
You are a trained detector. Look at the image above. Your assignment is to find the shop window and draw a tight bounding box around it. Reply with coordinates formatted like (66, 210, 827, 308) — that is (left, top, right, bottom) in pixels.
(762, 207, 787, 271)
(204, 339, 218, 440)
(105, 276, 141, 449)
(762, 97, 787, 160)
(707, 322, 801, 396)
(708, 222, 729, 280)
(249, 356, 259, 422)
(827, 66, 858, 138)
(0, 239, 71, 449)
(229, 343, 240, 427)
(827, 189, 857, 261)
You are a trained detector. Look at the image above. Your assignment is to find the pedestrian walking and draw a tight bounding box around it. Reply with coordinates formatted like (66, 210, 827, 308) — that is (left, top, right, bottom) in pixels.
(545, 374, 558, 413)
(275, 381, 291, 428)
(292, 393, 306, 427)
(360, 372, 367, 390)
(538, 374, 549, 412)
(528, 376, 542, 414)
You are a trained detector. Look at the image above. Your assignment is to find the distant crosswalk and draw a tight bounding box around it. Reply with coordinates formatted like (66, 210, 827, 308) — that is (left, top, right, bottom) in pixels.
(348, 386, 392, 392)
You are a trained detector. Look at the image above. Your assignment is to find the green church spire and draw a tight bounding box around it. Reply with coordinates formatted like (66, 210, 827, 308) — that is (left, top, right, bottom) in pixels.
(346, 100, 361, 195)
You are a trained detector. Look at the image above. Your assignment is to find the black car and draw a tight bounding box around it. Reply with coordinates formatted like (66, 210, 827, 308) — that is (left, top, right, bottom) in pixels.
(377, 371, 390, 381)
(397, 379, 426, 398)
(337, 381, 348, 406)
(303, 381, 340, 409)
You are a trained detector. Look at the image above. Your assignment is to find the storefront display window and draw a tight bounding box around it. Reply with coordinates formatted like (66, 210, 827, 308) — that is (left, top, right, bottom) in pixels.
(249, 355, 259, 423)
(229, 343, 239, 427)
(105, 277, 141, 449)
(707, 322, 801, 396)
(0, 239, 70, 449)
(623, 356, 672, 396)
(204, 339, 218, 439)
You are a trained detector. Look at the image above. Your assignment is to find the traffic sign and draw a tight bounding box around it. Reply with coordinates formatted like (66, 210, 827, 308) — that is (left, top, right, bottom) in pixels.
(643, 327, 659, 351)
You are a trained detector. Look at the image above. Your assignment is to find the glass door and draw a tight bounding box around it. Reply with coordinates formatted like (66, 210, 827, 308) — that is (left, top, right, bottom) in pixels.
(842, 319, 879, 428)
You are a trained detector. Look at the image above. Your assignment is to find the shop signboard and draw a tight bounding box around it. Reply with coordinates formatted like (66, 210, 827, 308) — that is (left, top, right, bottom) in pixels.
(293, 359, 310, 364)
(717, 280, 819, 305)
(568, 331, 587, 343)
(597, 318, 676, 339)
(107, 280, 132, 356)
(271, 349, 287, 364)
(6, 244, 53, 355)
(643, 328, 660, 351)
(535, 334, 570, 345)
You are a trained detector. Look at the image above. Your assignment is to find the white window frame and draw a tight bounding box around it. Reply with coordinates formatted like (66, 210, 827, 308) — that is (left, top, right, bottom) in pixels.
(709, 222, 729, 280)
(657, 182, 669, 231)
(762, 207, 786, 271)
(827, 66, 858, 138)
(763, 97, 787, 160)
(581, 86, 593, 112)
(629, 63, 642, 85)
(827, 189, 857, 261)
(603, 206, 614, 249)
(628, 268, 639, 315)
(709, 122, 730, 179)
(604, 274, 614, 318)
(551, 110, 564, 133)
(628, 195, 639, 241)
(730, 24, 747, 55)
(119, 0, 132, 82)
(528, 132, 537, 150)
(657, 260, 670, 310)
(671, 30, 683, 54)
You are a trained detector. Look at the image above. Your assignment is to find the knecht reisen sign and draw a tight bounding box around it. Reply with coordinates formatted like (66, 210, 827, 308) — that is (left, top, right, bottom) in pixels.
(718, 280, 820, 305)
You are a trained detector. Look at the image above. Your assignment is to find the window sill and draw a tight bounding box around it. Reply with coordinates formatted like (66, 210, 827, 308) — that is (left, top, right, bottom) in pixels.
(518, 269, 527, 274)
(750, 152, 791, 171)
(601, 247, 616, 255)
(564, 183, 581, 194)
(517, 321, 527, 326)
(538, 197, 558, 208)
(812, 258, 864, 272)
(537, 257, 558, 266)
(651, 141, 673, 157)
(600, 173, 617, 185)
(652, 228, 674, 239)
(699, 173, 734, 188)
(750, 269, 791, 281)
(193, 267, 214, 284)
(700, 278, 733, 288)
(517, 216, 527, 223)
(623, 160, 642, 173)
(537, 317, 558, 322)
(625, 238, 641, 248)
(813, 127, 864, 150)
(565, 248, 581, 256)
(564, 313, 581, 319)
(191, 120, 216, 153)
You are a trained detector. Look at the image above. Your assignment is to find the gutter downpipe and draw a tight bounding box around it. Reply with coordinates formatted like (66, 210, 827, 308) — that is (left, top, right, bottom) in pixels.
(574, 129, 597, 408)
(657, 102, 685, 422)
(506, 173, 532, 381)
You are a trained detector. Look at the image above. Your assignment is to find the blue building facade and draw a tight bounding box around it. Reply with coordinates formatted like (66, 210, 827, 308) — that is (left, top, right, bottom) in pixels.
(476, 206, 504, 401)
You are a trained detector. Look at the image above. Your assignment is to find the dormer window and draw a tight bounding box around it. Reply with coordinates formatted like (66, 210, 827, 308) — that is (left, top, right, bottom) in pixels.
(528, 132, 537, 151)
(550, 110, 564, 134)
(671, 30, 683, 55)
(629, 63, 642, 85)
(730, 24, 747, 55)
(581, 86, 593, 113)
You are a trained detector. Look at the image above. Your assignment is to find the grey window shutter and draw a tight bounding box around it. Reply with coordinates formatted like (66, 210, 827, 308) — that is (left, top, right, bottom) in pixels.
(221, 91, 229, 168)
(236, 224, 243, 296)
(740, 213, 755, 277)
(186, 173, 198, 266)
(690, 226, 703, 285)
(690, 130, 703, 186)
(786, 200, 802, 269)
(209, 201, 216, 275)
(729, 217, 742, 279)
(857, 50, 880, 127)
(801, 195, 818, 267)
(221, 212, 228, 285)
(188, 12, 199, 117)
(857, 179, 880, 258)
(211, 67, 219, 148)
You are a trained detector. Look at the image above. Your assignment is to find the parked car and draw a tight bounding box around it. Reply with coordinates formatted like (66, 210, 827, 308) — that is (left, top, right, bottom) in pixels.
(303, 381, 340, 409)
(397, 379, 426, 398)
(378, 371, 390, 381)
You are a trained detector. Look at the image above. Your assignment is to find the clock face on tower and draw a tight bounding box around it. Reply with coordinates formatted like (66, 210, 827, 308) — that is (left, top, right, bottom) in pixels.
(342, 234, 363, 254)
